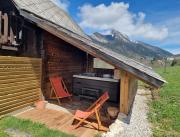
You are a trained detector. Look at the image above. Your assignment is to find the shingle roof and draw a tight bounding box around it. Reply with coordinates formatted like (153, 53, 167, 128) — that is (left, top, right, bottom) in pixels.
(11, 0, 166, 88)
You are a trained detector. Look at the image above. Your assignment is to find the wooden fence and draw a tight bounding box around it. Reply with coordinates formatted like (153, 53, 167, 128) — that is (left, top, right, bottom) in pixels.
(0, 56, 42, 116)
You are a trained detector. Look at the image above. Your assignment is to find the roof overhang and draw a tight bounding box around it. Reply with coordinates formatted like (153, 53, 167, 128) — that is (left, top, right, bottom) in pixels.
(14, 8, 166, 88)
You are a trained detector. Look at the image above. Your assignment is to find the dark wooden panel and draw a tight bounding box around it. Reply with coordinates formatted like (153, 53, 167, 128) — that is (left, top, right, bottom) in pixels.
(43, 32, 93, 97)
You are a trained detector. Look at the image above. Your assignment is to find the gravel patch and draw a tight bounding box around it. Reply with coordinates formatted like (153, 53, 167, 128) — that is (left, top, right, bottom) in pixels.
(103, 89, 152, 137)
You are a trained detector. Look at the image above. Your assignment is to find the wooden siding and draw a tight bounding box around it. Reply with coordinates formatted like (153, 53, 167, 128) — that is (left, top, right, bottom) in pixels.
(43, 32, 92, 97)
(128, 75, 138, 112)
(0, 56, 42, 116)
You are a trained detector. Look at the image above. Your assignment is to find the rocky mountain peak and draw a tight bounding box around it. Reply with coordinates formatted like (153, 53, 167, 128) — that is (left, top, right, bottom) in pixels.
(111, 29, 129, 42)
(91, 32, 109, 43)
(90, 29, 173, 59)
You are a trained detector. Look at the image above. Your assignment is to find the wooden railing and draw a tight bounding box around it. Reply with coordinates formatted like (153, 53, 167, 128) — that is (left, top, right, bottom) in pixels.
(0, 11, 18, 47)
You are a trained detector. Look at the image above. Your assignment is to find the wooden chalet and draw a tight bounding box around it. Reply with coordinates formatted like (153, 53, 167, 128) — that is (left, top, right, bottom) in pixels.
(0, 0, 166, 119)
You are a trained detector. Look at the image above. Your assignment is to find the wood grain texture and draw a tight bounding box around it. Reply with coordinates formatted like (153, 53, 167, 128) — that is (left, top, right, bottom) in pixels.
(17, 109, 101, 137)
(120, 70, 129, 114)
(2, 13, 8, 43)
(43, 32, 93, 97)
(0, 102, 36, 115)
(0, 56, 42, 116)
(120, 70, 138, 114)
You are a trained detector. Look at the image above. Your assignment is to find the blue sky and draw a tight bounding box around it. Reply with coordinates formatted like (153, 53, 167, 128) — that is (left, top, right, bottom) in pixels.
(53, 0, 180, 54)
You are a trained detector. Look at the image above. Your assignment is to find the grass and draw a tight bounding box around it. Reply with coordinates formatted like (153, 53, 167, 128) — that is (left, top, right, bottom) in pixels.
(0, 116, 75, 137)
(148, 66, 180, 137)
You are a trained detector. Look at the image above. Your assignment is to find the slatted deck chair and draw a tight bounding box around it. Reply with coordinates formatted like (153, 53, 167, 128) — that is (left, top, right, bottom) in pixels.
(73, 92, 109, 131)
(49, 76, 72, 105)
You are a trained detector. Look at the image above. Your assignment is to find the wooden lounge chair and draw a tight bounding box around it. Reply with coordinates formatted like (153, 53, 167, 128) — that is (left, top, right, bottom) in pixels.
(49, 76, 72, 105)
(73, 92, 109, 131)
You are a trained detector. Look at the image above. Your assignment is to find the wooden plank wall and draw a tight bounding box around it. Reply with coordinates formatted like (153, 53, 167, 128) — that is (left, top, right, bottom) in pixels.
(128, 75, 138, 111)
(0, 56, 42, 116)
(43, 32, 92, 97)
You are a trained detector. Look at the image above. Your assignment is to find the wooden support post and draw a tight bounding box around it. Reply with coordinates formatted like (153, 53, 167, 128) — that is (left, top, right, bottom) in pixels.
(120, 70, 129, 115)
(2, 13, 8, 44)
(39, 58, 45, 100)
(0, 11, 2, 43)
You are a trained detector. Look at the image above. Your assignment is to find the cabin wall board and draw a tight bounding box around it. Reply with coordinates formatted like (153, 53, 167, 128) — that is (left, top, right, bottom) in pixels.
(43, 32, 92, 97)
(0, 56, 42, 116)
(128, 75, 138, 112)
(18, 21, 41, 58)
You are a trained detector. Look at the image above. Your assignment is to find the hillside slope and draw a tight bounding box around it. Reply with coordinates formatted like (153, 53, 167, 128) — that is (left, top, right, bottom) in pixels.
(90, 30, 173, 60)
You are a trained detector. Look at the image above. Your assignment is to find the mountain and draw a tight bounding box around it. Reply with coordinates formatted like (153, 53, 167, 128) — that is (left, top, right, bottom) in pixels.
(90, 30, 173, 60)
(174, 54, 180, 57)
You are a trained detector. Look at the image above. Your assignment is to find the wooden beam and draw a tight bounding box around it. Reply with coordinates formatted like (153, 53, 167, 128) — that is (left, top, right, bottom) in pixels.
(2, 13, 8, 44)
(39, 58, 45, 100)
(1, 45, 18, 51)
(120, 70, 129, 114)
(0, 11, 2, 43)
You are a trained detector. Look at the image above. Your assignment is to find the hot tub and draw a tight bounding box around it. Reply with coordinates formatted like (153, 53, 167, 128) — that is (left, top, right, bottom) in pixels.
(73, 75, 120, 103)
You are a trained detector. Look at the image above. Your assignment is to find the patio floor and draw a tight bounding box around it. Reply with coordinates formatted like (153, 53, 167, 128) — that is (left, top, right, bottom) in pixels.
(16, 108, 101, 137)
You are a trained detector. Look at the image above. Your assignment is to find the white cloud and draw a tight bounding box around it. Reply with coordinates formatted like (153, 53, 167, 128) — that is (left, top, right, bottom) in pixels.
(161, 17, 180, 45)
(155, 17, 180, 49)
(78, 2, 168, 40)
(51, 0, 69, 11)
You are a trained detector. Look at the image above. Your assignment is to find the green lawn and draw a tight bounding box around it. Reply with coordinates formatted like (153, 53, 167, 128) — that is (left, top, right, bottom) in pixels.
(148, 66, 180, 137)
(0, 116, 75, 137)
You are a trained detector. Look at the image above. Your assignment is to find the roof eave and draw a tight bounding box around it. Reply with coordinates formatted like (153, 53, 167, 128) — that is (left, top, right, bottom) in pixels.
(18, 10, 165, 88)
